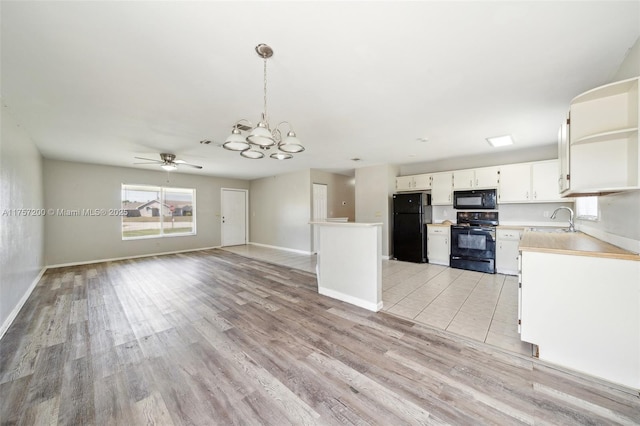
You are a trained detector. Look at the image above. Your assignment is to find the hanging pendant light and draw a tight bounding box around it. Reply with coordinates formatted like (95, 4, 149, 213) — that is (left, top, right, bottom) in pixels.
(222, 44, 304, 160)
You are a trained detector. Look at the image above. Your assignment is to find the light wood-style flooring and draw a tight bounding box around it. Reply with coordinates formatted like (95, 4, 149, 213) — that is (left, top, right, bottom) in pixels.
(223, 245, 531, 355)
(1, 248, 638, 425)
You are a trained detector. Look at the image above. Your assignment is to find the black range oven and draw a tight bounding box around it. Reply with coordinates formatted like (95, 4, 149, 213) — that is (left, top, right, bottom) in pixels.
(450, 211, 498, 274)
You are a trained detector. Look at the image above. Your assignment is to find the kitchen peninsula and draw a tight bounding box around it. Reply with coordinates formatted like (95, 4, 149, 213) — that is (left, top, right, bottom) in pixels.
(519, 230, 640, 390)
(311, 221, 383, 312)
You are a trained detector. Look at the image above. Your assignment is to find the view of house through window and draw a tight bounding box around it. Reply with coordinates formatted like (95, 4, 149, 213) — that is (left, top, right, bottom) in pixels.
(121, 184, 196, 239)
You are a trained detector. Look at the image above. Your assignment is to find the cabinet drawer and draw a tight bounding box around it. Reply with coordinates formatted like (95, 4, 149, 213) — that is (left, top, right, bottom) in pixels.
(497, 229, 522, 241)
(428, 227, 449, 235)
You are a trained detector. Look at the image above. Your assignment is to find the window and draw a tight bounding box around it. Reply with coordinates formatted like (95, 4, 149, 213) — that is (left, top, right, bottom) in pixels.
(121, 184, 196, 239)
(575, 196, 598, 221)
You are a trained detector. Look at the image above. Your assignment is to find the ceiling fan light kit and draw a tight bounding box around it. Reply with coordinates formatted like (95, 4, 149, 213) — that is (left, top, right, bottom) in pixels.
(223, 44, 304, 160)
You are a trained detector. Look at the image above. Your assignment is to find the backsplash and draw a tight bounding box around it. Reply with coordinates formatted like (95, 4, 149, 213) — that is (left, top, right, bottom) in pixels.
(432, 202, 574, 226)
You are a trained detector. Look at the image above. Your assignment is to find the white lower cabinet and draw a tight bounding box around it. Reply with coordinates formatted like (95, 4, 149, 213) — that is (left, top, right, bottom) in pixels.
(427, 225, 450, 266)
(519, 250, 640, 389)
(496, 228, 522, 275)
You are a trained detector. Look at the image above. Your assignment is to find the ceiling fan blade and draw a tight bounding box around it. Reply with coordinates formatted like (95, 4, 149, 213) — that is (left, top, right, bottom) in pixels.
(134, 162, 163, 165)
(174, 159, 186, 164)
(182, 163, 203, 169)
(134, 156, 163, 163)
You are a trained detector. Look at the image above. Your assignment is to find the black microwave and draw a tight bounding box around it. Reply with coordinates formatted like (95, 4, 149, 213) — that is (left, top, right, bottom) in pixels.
(453, 189, 497, 210)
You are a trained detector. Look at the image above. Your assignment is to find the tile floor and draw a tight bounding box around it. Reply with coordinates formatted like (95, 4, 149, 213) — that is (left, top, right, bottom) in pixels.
(221, 244, 533, 356)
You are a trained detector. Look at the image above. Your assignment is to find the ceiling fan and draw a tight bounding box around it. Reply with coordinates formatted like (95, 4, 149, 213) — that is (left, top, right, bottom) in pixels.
(134, 153, 202, 171)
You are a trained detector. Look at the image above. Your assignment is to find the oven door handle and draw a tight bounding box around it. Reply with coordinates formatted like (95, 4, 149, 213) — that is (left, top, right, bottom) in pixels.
(451, 256, 493, 263)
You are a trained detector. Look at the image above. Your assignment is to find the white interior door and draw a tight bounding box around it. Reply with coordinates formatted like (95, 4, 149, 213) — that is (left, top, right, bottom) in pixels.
(312, 183, 328, 253)
(221, 188, 247, 247)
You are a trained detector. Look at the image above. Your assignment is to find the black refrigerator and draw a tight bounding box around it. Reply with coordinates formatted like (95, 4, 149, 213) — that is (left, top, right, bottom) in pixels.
(392, 193, 432, 263)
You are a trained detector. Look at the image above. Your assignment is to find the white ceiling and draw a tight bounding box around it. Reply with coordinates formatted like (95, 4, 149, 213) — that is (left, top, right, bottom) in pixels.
(2, 1, 639, 180)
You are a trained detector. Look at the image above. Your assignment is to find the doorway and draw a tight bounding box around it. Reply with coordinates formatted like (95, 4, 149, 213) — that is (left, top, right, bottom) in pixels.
(312, 183, 328, 253)
(221, 188, 248, 247)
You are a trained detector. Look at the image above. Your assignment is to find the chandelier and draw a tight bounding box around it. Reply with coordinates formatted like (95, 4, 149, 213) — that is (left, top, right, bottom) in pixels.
(223, 44, 304, 160)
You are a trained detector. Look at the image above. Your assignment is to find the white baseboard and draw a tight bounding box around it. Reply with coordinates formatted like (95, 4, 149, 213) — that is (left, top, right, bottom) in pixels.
(46, 246, 221, 269)
(248, 242, 313, 256)
(318, 287, 383, 312)
(0, 266, 47, 340)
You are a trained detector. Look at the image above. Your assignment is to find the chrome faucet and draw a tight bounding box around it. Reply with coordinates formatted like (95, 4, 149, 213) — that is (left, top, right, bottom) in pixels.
(550, 206, 576, 232)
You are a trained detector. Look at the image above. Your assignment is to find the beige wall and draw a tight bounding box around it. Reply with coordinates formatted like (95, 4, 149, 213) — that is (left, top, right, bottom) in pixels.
(612, 36, 640, 81)
(400, 144, 558, 176)
(310, 170, 355, 220)
(249, 170, 312, 253)
(1, 105, 45, 334)
(355, 164, 398, 257)
(43, 159, 249, 265)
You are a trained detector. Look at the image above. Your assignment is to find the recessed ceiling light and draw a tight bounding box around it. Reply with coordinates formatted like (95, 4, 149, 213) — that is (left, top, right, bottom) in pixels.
(487, 135, 514, 147)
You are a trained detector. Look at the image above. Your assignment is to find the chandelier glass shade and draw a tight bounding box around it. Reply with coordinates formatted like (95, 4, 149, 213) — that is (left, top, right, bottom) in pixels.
(223, 44, 304, 160)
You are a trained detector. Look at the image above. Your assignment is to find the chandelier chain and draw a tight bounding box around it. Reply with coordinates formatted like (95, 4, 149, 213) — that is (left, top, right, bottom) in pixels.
(263, 57, 268, 124)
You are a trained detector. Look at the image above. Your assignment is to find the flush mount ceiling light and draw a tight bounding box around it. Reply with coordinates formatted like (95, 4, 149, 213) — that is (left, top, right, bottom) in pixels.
(487, 135, 514, 147)
(223, 44, 304, 160)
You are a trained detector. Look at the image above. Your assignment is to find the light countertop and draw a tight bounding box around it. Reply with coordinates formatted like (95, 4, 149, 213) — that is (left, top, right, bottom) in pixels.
(520, 230, 640, 261)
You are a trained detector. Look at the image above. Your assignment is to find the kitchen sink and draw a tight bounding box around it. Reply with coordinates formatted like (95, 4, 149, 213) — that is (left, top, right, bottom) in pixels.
(528, 227, 571, 233)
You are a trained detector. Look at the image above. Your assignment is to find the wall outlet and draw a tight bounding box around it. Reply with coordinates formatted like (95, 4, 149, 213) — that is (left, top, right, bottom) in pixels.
(543, 211, 550, 218)
(375, 211, 382, 217)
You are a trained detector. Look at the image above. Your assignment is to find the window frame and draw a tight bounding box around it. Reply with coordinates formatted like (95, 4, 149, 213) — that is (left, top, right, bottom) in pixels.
(121, 184, 197, 240)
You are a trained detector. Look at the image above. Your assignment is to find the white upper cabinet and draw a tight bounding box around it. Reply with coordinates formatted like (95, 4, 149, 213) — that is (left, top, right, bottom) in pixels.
(396, 174, 431, 191)
(498, 160, 562, 204)
(531, 160, 563, 202)
(498, 163, 531, 203)
(453, 167, 499, 190)
(431, 172, 453, 205)
(566, 77, 639, 195)
(474, 166, 500, 188)
(397, 161, 560, 204)
(413, 174, 432, 190)
(453, 169, 475, 189)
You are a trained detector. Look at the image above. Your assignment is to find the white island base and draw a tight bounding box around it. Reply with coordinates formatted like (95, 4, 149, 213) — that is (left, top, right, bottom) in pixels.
(311, 221, 383, 312)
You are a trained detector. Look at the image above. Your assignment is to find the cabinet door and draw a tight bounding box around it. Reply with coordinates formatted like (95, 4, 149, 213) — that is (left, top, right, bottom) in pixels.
(453, 169, 475, 190)
(558, 114, 570, 193)
(413, 174, 432, 190)
(431, 172, 453, 205)
(496, 229, 522, 275)
(474, 166, 499, 188)
(532, 160, 563, 202)
(427, 226, 449, 266)
(396, 176, 414, 192)
(498, 164, 531, 203)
